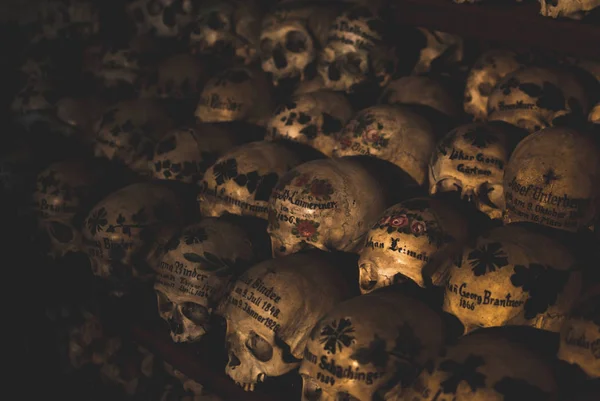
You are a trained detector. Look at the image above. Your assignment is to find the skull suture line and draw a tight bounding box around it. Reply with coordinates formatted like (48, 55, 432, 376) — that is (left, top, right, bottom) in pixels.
(266, 90, 353, 157)
(82, 183, 185, 297)
(358, 197, 469, 292)
(199, 141, 303, 221)
(267, 158, 390, 257)
(443, 224, 582, 334)
(318, 5, 397, 93)
(126, 0, 200, 38)
(429, 122, 520, 220)
(503, 127, 600, 232)
(539, 0, 600, 19)
(155, 218, 255, 343)
(219, 251, 350, 391)
(333, 105, 436, 187)
(140, 54, 208, 100)
(300, 288, 445, 401)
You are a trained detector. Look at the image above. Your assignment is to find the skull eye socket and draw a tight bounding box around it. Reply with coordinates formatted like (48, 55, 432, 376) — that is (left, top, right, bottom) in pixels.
(303, 376, 323, 400)
(344, 53, 364, 75)
(156, 291, 174, 313)
(260, 38, 274, 57)
(49, 221, 74, 243)
(245, 331, 273, 362)
(337, 392, 360, 401)
(181, 302, 209, 324)
(285, 30, 308, 53)
(147, 0, 163, 16)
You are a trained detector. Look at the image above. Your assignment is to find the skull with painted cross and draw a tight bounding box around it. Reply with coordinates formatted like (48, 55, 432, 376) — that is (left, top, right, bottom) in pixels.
(154, 218, 256, 343)
(126, 0, 200, 38)
(358, 197, 469, 292)
(267, 157, 390, 257)
(539, 0, 600, 19)
(394, 328, 559, 401)
(429, 122, 520, 220)
(333, 105, 436, 187)
(199, 141, 302, 221)
(266, 90, 353, 157)
(300, 288, 445, 401)
(219, 251, 350, 391)
(443, 224, 582, 334)
(82, 182, 184, 297)
(140, 53, 208, 100)
(503, 126, 600, 232)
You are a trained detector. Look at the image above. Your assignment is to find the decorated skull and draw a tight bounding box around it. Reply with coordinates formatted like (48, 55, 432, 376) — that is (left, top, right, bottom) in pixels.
(539, 0, 600, 19)
(503, 127, 600, 232)
(199, 141, 302, 220)
(92, 99, 174, 175)
(487, 66, 589, 133)
(189, 0, 262, 65)
(333, 105, 436, 187)
(557, 285, 600, 378)
(429, 122, 520, 220)
(267, 158, 390, 256)
(463, 50, 525, 121)
(155, 218, 255, 342)
(266, 90, 353, 157)
(195, 67, 274, 125)
(442, 224, 582, 334)
(219, 251, 350, 390)
(81, 182, 185, 297)
(412, 28, 464, 75)
(140, 53, 208, 100)
(396, 329, 558, 401)
(151, 124, 240, 184)
(259, 0, 347, 85)
(300, 288, 445, 401)
(358, 197, 469, 292)
(126, 0, 200, 38)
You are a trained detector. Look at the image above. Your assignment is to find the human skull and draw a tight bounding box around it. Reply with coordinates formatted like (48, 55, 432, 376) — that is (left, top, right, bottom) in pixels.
(155, 218, 255, 343)
(300, 288, 445, 401)
(151, 124, 240, 184)
(189, 0, 261, 65)
(126, 0, 200, 38)
(463, 50, 525, 121)
(81, 182, 184, 297)
(539, 0, 600, 19)
(412, 28, 464, 75)
(333, 105, 436, 187)
(92, 99, 174, 175)
(503, 127, 600, 232)
(266, 90, 353, 157)
(590, 103, 600, 123)
(195, 67, 274, 126)
(84, 45, 143, 96)
(56, 97, 108, 137)
(267, 158, 390, 256)
(379, 76, 460, 121)
(220, 251, 350, 390)
(429, 122, 519, 220)
(396, 329, 558, 401)
(199, 141, 302, 220)
(259, 0, 347, 85)
(557, 285, 600, 378)
(140, 54, 208, 100)
(293, 75, 328, 95)
(358, 197, 469, 292)
(442, 224, 582, 334)
(487, 66, 589, 133)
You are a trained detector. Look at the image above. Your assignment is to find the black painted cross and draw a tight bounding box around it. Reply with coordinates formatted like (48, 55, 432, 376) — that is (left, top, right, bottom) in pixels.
(542, 169, 560, 185)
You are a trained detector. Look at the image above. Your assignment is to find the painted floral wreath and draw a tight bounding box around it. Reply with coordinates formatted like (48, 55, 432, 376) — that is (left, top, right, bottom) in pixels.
(373, 209, 454, 248)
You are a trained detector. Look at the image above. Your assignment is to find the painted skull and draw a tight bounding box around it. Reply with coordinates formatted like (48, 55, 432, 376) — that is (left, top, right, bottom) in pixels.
(463, 50, 525, 121)
(126, 0, 200, 38)
(539, 0, 600, 19)
(358, 197, 469, 292)
(267, 158, 390, 256)
(81, 182, 184, 297)
(429, 122, 519, 220)
(189, 0, 262, 65)
(396, 329, 558, 401)
(92, 99, 174, 175)
(195, 67, 274, 126)
(333, 105, 436, 187)
(220, 251, 350, 390)
(487, 66, 589, 133)
(557, 285, 600, 378)
(412, 29, 464, 75)
(155, 218, 255, 342)
(301, 288, 445, 401)
(503, 127, 600, 232)
(266, 90, 353, 157)
(259, 0, 347, 85)
(199, 141, 302, 220)
(140, 53, 208, 100)
(443, 224, 582, 334)
(151, 124, 239, 184)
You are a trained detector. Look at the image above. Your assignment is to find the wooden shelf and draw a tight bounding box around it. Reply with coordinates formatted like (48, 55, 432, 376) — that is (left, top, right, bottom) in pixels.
(391, 0, 600, 58)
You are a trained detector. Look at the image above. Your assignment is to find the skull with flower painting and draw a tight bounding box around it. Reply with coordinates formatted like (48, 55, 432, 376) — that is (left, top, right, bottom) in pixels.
(219, 251, 350, 391)
(358, 197, 469, 293)
(155, 218, 255, 343)
(300, 288, 445, 401)
(442, 224, 582, 334)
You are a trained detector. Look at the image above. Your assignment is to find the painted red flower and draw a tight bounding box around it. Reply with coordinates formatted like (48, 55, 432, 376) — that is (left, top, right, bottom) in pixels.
(378, 215, 391, 226)
(364, 129, 380, 143)
(339, 137, 352, 149)
(296, 220, 317, 238)
(293, 173, 310, 187)
(411, 220, 427, 235)
(390, 215, 408, 227)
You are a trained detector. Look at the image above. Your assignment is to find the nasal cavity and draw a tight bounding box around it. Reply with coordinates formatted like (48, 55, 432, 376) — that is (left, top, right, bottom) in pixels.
(273, 48, 288, 70)
(228, 352, 241, 368)
(328, 63, 341, 81)
(168, 318, 184, 335)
